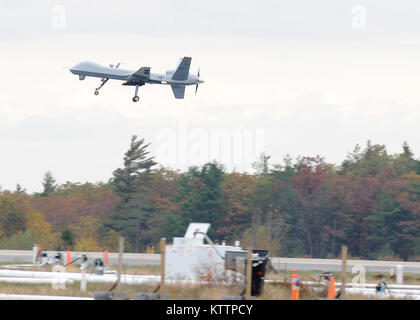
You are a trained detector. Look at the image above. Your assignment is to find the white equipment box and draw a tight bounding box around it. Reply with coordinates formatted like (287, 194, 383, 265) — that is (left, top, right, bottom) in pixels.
(164, 223, 245, 283)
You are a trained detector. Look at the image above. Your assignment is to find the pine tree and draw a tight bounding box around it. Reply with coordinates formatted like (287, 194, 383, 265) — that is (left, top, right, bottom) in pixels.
(394, 141, 418, 176)
(110, 135, 157, 203)
(40, 171, 57, 197)
(16, 184, 26, 194)
(170, 162, 225, 240)
(60, 227, 75, 249)
(252, 152, 271, 176)
(106, 135, 157, 252)
(340, 141, 391, 177)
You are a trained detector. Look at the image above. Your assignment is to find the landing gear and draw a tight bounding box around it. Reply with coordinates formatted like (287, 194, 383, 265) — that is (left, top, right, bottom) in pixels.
(94, 78, 109, 96)
(132, 85, 140, 102)
(122, 80, 145, 102)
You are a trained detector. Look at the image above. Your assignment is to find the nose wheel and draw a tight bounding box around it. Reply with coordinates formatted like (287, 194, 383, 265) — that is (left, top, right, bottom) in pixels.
(93, 78, 109, 96)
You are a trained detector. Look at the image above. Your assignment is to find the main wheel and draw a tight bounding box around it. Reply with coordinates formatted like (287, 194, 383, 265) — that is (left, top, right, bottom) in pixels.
(132, 96, 139, 102)
(94, 90, 99, 96)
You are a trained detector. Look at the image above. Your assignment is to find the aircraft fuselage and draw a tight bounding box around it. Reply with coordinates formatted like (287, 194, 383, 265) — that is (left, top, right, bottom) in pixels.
(70, 57, 203, 101)
(70, 61, 202, 86)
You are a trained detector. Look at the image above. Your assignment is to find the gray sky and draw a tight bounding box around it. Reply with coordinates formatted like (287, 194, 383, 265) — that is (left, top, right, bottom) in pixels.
(1, 1, 420, 192)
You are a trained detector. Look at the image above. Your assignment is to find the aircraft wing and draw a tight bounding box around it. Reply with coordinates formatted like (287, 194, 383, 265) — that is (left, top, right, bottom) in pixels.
(171, 57, 191, 81)
(133, 67, 151, 80)
(171, 85, 185, 99)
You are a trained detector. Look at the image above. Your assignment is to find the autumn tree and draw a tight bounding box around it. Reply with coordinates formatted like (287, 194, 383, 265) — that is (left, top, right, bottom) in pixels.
(0, 196, 26, 238)
(218, 172, 256, 241)
(397, 172, 420, 259)
(26, 210, 58, 249)
(0, 139, 417, 259)
(143, 167, 180, 246)
(30, 183, 119, 230)
(242, 226, 279, 254)
(100, 229, 121, 252)
(286, 156, 331, 257)
(73, 216, 102, 252)
(245, 175, 286, 255)
(341, 174, 385, 258)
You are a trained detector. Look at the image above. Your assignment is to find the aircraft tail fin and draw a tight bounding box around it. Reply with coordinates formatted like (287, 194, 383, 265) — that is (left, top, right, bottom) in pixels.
(171, 85, 185, 99)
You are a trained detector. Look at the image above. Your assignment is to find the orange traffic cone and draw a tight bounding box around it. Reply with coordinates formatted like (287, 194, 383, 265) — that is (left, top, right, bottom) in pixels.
(104, 249, 109, 266)
(66, 250, 72, 265)
(327, 276, 336, 299)
(291, 270, 300, 300)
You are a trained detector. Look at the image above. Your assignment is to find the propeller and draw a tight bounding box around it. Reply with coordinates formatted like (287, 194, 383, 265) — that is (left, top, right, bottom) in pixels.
(195, 67, 201, 95)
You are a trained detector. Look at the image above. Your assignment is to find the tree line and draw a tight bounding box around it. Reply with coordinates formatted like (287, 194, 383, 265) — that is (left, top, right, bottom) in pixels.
(0, 136, 419, 261)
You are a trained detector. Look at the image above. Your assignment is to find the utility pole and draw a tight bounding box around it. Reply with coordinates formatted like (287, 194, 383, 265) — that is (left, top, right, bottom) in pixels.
(160, 238, 166, 298)
(245, 246, 253, 300)
(116, 236, 124, 294)
(341, 245, 348, 298)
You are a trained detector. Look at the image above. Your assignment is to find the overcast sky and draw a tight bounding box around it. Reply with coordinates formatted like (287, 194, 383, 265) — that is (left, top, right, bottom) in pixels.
(1, 1, 420, 192)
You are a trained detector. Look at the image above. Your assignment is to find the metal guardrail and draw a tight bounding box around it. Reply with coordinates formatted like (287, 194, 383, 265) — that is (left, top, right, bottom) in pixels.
(1, 250, 420, 271)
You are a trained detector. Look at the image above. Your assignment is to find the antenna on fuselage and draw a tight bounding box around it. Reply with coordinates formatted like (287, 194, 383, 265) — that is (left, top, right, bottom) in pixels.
(109, 63, 121, 69)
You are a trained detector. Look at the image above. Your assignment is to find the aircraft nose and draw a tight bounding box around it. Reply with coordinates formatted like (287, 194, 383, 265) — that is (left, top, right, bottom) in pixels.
(69, 63, 79, 74)
(198, 79, 205, 84)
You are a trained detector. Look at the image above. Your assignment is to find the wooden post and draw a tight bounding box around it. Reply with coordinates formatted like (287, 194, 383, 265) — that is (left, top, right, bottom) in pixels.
(160, 238, 166, 297)
(116, 236, 124, 294)
(341, 245, 348, 298)
(284, 263, 288, 283)
(245, 246, 253, 300)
